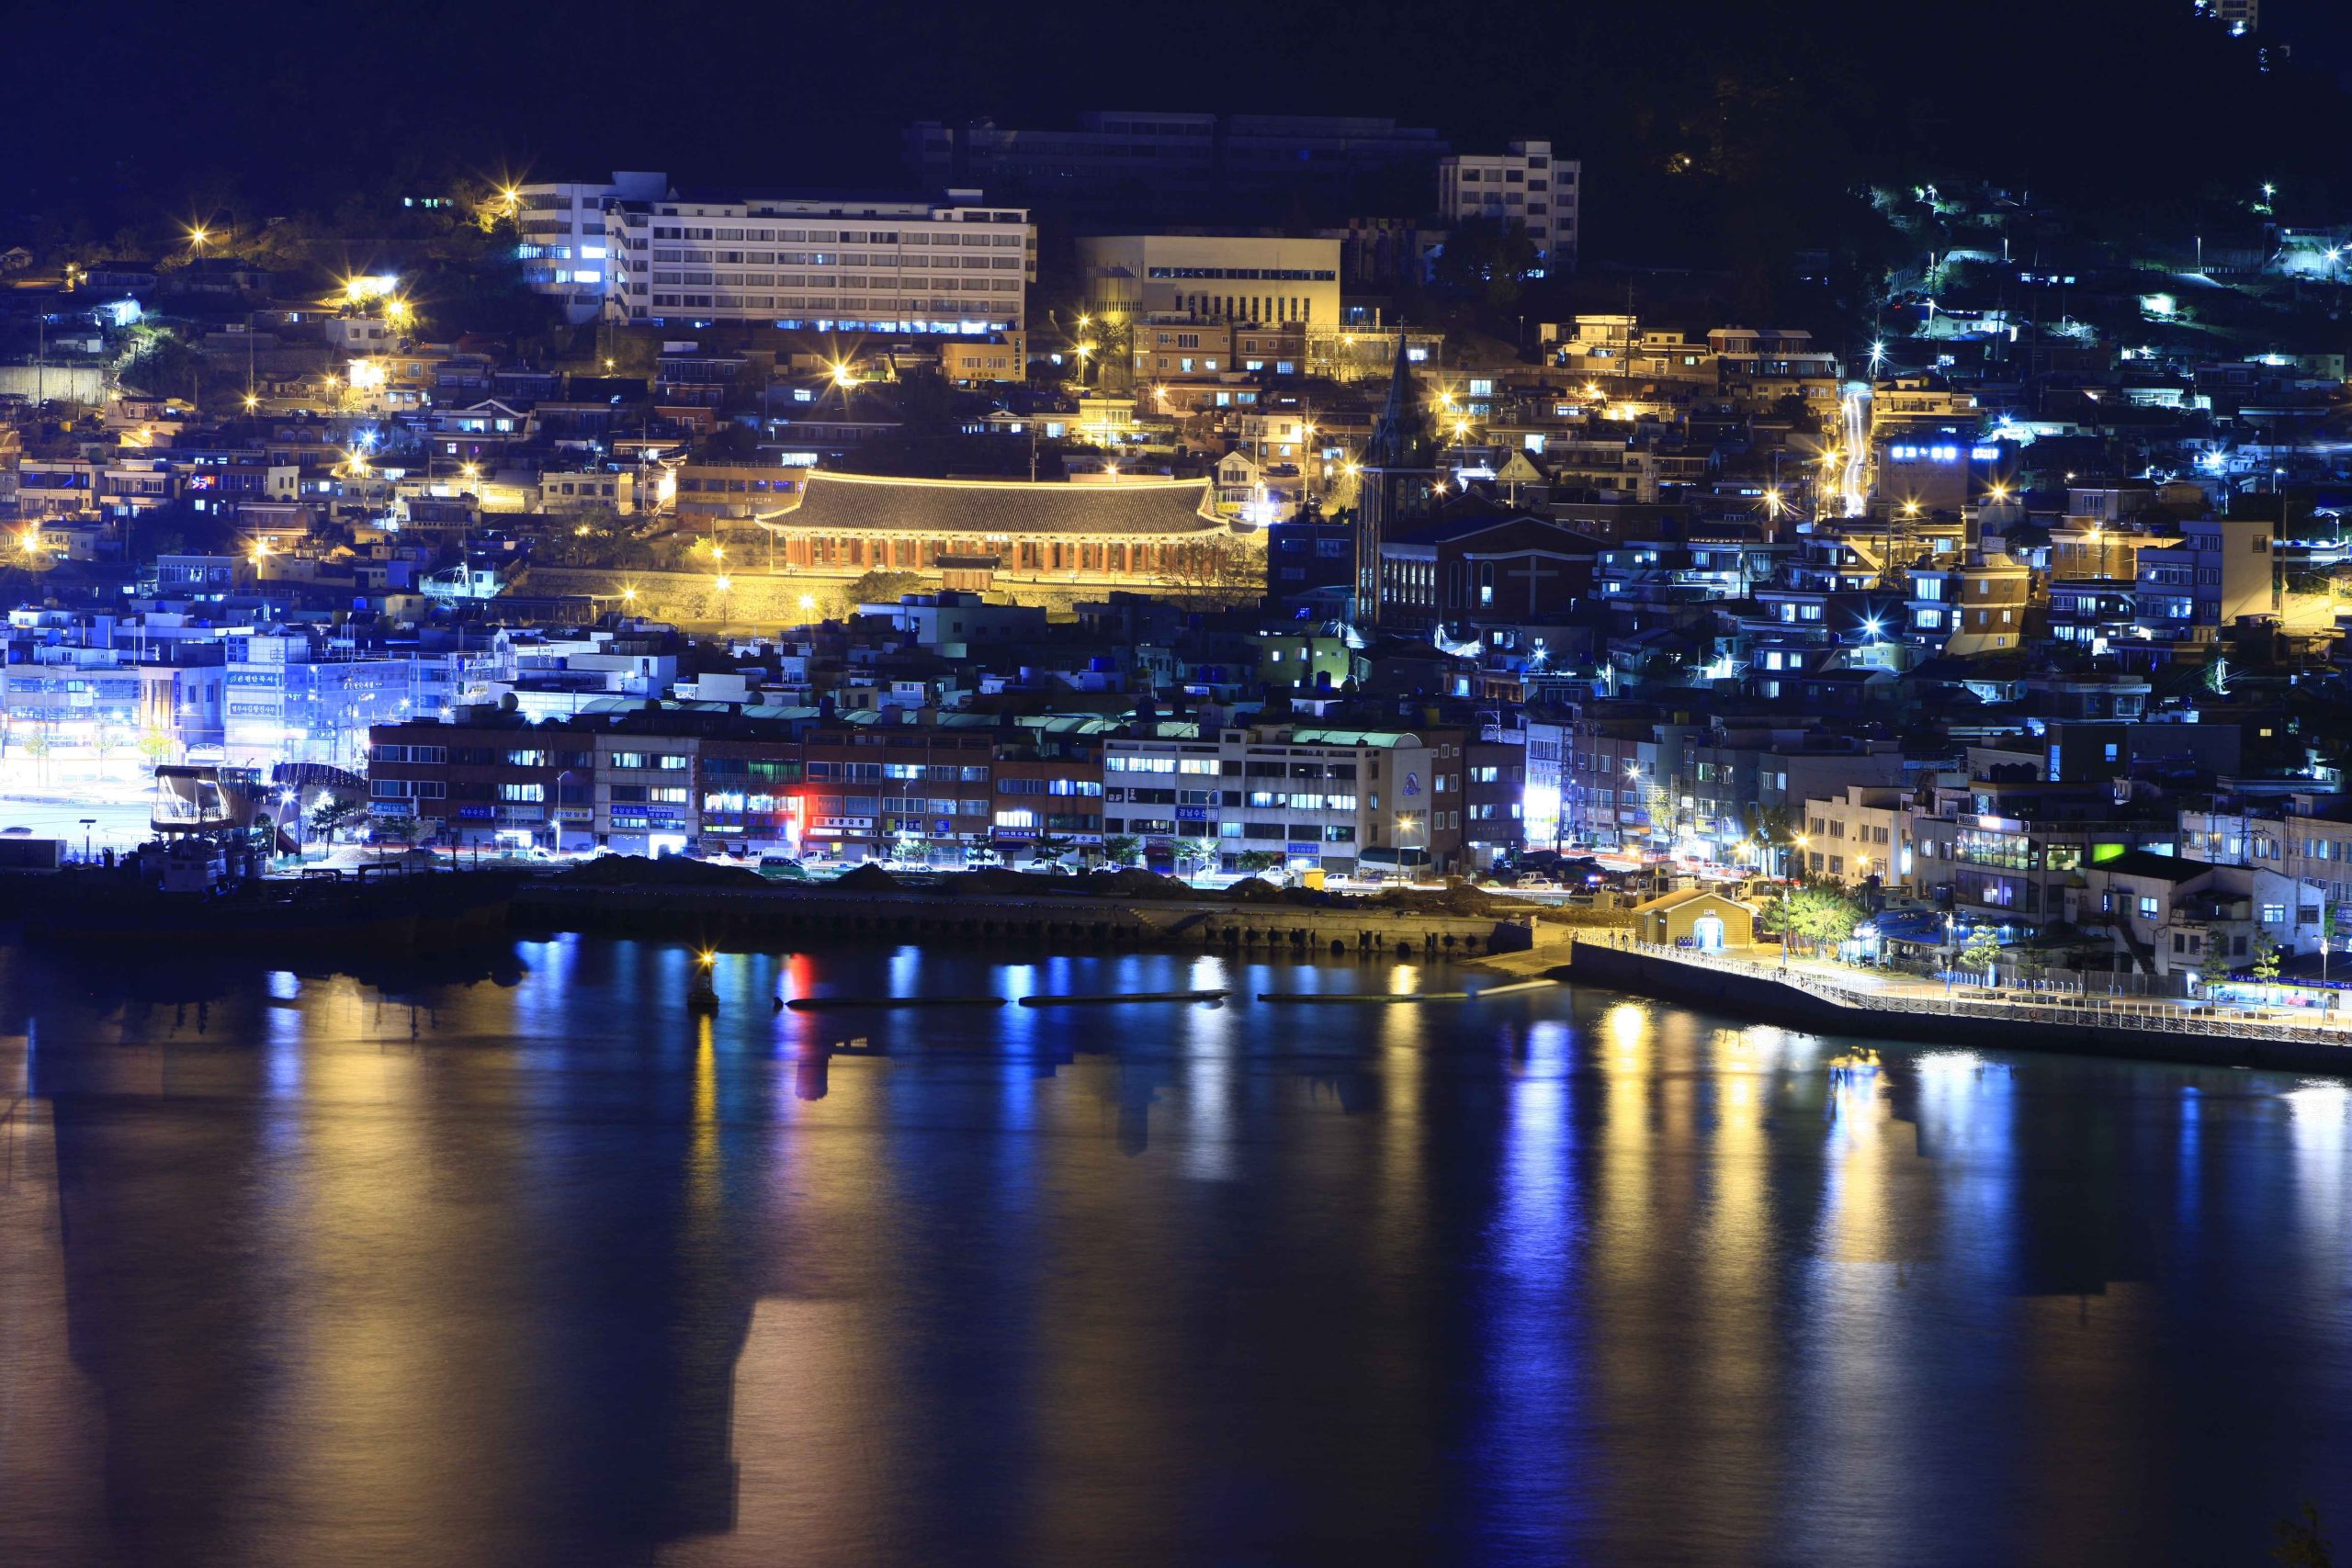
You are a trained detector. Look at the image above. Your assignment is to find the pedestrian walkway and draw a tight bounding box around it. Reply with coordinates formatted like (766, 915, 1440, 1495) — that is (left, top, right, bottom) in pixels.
(1584, 934, 2352, 1050)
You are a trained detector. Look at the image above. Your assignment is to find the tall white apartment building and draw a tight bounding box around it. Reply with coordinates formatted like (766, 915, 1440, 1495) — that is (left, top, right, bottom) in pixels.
(512, 172, 1035, 334)
(514, 172, 669, 322)
(1437, 140, 1579, 272)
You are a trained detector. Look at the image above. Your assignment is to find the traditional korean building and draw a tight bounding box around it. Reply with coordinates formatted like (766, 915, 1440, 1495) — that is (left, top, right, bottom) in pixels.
(750, 470, 1255, 598)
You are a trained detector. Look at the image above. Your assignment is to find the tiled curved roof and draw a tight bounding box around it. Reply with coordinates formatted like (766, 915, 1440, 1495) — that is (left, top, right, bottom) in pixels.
(759, 470, 1221, 536)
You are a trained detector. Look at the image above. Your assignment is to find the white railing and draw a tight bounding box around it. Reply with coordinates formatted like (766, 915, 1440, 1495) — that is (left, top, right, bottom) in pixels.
(1590, 937, 2352, 1050)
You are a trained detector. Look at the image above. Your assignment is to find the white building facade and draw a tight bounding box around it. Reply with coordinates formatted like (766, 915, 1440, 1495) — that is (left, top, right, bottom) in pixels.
(514, 174, 1035, 334)
(1077, 235, 1342, 325)
(1437, 139, 1579, 272)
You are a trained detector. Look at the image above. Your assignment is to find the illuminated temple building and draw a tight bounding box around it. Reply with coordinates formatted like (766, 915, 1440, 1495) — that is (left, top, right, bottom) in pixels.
(749, 470, 1256, 597)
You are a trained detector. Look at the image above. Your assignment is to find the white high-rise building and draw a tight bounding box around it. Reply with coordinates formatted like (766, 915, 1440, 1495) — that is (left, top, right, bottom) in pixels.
(1437, 140, 1579, 272)
(512, 172, 1035, 335)
(513, 172, 668, 322)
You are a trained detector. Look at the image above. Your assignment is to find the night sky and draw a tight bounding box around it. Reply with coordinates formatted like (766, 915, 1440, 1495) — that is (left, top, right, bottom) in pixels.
(7, 0, 2350, 248)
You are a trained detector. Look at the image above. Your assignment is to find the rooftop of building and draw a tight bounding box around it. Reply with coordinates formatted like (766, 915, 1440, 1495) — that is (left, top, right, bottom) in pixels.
(761, 469, 1221, 536)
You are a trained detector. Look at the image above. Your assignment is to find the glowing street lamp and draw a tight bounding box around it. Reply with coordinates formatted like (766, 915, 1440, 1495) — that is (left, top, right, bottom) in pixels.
(830, 361, 857, 389)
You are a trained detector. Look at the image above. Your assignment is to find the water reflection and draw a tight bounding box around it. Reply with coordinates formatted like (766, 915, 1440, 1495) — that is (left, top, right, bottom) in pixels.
(5, 938, 2352, 1564)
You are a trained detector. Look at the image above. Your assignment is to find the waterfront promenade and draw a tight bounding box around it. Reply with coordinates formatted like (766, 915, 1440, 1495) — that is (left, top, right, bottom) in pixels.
(1563, 936, 2352, 1068)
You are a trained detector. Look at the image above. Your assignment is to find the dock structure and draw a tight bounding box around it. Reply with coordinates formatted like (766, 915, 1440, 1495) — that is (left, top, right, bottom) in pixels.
(514, 883, 1534, 960)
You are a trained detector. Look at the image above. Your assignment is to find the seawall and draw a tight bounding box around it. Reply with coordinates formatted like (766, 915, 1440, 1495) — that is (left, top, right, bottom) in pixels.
(515, 882, 1537, 960)
(1561, 941, 2352, 1077)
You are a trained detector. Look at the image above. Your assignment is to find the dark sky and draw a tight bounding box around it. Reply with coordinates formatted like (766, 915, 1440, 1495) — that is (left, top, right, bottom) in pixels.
(6, 0, 2346, 238)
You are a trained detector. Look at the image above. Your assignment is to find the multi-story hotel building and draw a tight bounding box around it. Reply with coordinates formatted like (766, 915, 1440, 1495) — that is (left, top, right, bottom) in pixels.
(514, 172, 1035, 337)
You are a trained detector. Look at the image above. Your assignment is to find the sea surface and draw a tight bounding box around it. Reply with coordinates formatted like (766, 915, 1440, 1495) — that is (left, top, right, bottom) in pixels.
(4, 935, 2351, 1566)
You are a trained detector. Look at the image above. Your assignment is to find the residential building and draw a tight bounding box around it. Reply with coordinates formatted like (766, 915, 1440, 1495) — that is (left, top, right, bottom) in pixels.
(1102, 722, 1465, 876)
(1437, 139, 1579, 270)
(515, 173, 1035, 335)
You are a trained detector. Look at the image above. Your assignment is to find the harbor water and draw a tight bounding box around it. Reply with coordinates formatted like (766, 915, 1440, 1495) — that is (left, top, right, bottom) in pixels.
(4, 934, 2351, 1565)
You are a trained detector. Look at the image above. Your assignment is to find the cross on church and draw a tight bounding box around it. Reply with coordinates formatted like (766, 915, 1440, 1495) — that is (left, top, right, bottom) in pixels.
(1503, 556, 1562, 615)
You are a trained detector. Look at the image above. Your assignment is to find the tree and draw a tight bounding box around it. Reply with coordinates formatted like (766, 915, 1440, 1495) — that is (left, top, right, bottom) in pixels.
(372, 815, 419, 860)
(309, 793, 361, 843)
(136, 727, 175, 772)
(1234, 849, 1284, 877)
(1961, 925, 2003, 987)
(2251, 927, 2283, 986)
(847, 570, 930, 607)
(1428, 216, 1541, 310)
(1103, 834, 1142, 868)
(1174, 838, 1218, 884)
(1160, 536, 1262, 601)
(2323, 905, 2339, 987)
(2274, 1502, 2334, 1568)
(1031, 831, 1077, 866)
(1761, 886, 1862, 957)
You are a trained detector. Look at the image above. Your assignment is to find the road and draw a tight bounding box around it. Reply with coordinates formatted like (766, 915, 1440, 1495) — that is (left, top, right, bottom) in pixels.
(0, 796, 154, 856)
(1837, 384, 1871, 515)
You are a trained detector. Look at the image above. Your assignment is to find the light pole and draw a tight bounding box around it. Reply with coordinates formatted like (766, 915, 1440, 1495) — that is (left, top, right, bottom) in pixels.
(281, 788, 300, 860)
(79, 818, 95, 863)
(1781, 832, 1809, 969)
(1944, 913, 1957, 995)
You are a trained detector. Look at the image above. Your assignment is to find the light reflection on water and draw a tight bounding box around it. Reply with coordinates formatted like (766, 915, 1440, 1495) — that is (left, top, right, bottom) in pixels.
(2, 933, 2351, 1565)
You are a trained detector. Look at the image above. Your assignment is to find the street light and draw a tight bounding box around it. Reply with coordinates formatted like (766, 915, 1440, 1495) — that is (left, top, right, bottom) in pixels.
(79, 818, 96, 862)
(1781, 833, 1809, 969)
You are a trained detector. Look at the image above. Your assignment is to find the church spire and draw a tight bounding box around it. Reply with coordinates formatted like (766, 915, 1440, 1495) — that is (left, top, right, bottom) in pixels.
(1365, 326, 1425, 470)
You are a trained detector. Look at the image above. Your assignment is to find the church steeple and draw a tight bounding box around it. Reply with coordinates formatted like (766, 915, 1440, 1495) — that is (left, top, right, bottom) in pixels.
(1364, 327, 1428, 470)
(1351, 326, 1437, 629)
